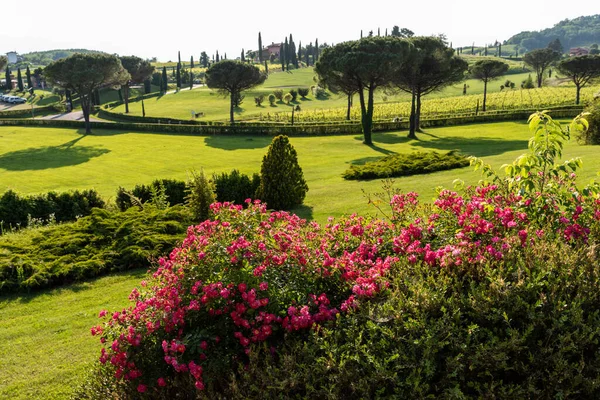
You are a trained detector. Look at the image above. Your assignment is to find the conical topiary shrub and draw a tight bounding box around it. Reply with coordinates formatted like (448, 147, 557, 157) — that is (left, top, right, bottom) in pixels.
(256, 135, 308, 210)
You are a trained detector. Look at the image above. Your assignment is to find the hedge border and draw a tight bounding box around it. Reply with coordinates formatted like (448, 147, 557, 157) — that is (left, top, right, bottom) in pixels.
(0, 105, 57, 119)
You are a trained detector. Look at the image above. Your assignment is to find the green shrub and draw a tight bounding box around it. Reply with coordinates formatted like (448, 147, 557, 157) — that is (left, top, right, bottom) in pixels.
(283, 93, 292, 104)
(289, 89, 298, 101)
(254, 95, 265, 106)
(212, 170, 260, 206)
(256, 135, 308, 210)
(116, 179, 187, 211)
(580, 101, 600, 144)
(273, 89, 283, 101)
(298, 88, 309, 99)
(185, 170, 215, 221)
(0, 189, 105, 232)
(522, 74, 535, 89)
(343, 150, 470, 180)
(268, 94, 276, 106)
(0, 205, 191, 293)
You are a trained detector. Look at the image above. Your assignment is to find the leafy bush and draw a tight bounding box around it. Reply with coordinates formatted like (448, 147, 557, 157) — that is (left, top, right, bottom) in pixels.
(186, 170, 215, 221)
(283, 93, 292, 104)
(272, 89, 283, 101)
(579, 101, 600, 144)
(268, 94, 276, 106)
(289, 89, 298, 101)
(116, 179, 187, 211)
(298, 88, 309, 99)
(212, 170, 260, 206)
(254, 95, 265, 106)
(522, 74, 535, 89)
(0, 189, 105, 232)
(255, 135, 308, 210)
(343, 150, 469, 180)
(0, 205, 191, 293)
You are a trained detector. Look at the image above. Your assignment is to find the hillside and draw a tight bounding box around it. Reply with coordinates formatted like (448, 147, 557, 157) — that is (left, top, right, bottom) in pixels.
(20, 49, 105, 66)
(506, 15, 600, 52)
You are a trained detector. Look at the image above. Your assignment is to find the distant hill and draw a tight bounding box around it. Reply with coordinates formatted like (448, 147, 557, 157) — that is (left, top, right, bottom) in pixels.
(506, 15, 600, 52)
(21, 49, 106, 66)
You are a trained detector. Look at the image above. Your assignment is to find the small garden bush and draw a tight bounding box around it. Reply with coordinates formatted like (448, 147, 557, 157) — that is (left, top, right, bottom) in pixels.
(272, 89, 283, 101)
(0, 205, 192, 293)
(0, 189, 104, 231)
(255, 135, 308, 210)
(579, 101, 600, 144)
(298, 88, 309, 99)
(186, 170, 215, 221)
(213, 170, 260, 206)
(343, 150, 470, 180)
(116, 179, 187, 211)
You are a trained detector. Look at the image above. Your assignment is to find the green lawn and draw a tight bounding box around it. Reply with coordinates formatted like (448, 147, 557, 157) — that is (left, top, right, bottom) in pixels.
(1, 120, 599, 222)
(110, 68, 536, 122)
(0, 269, 148, 399)
(0, 89, 59, 110)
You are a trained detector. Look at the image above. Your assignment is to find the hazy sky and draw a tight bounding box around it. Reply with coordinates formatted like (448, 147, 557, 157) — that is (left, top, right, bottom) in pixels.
(1, 0, 598, 61)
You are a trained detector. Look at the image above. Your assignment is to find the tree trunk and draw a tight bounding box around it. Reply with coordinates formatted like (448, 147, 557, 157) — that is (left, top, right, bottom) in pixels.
(537, 71, 543, 88)
(416, 92, 422, 132)
(230, 91, 235, 124)
(576, 84, 581, 105)
(358, 88, 372, 145)
(482, 80, 488, 112)
(346, 93, 352, 121)
(364, 86, 374, 145)
(123, 84, 130, 113)
(81, 94, 92, 134)
(407, 88, 417, 139)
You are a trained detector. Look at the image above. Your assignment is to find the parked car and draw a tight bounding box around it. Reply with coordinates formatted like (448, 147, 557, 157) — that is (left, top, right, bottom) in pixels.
(7, 96, 26, 104)
(0, 94, 11, 102)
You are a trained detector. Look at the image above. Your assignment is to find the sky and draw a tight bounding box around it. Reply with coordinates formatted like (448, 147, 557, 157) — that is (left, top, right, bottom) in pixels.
(1, 0, 599, 61)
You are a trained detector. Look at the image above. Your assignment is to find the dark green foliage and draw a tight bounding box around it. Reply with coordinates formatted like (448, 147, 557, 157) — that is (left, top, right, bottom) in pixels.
(507, 15, 600, 50)
(548, 38, 564, 54)
(212, 170, 261, 205)
(579, 101, 600, 144)
(523, 48, 561, 87)
(470, 59, 509, 111)
(557, 55, 600, 104)
(16, 68, 23, 91)
(256, 135, 308, 210)
(0, 189, 105, 231)
(5, 66, 11, 90)
(176, 62, 181, 89)
(0, 205, 191, 293)
(343, 151, 469, 180)
(289, 89, 298, 101)
(258, 32, 263, 62)
(143, 79, 151, 94)
(115, 179, 187, 211)
(214, 245, 600, 398)
(161, 67, 168, 94)
(298, 88, 309, 98)
(25, 66, 33, 92)
(522, 74, 535, 89)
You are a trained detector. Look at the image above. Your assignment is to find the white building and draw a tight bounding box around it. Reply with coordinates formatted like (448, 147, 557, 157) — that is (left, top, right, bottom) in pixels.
(6, 51, 17, 64)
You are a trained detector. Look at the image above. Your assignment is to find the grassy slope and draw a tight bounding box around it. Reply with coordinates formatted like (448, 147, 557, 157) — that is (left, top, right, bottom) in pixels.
(0, 89, 59, 110)
(0, 269, 148, 399)
(1, 121, 599, 222)
(110, 68, 536, 121)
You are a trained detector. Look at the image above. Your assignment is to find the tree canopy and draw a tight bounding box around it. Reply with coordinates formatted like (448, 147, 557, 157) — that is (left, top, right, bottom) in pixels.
(205, 60, 266, 124)
(523, 48, 561, 88)
(393, 36, 468, 138)
(315, 36, 411, 144)
(44, 53, 129, 133)
(469, 60, 509, 111)
(557, 55, 600, 104)
(119, 55, 154, 113)
(0, 56, 7, 73)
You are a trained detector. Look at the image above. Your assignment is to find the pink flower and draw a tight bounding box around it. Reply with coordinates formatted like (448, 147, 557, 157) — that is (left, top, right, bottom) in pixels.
(238, 283, 247, 293)
(98, 310, 107, 318)
(195, 380, 205, 390)
(259, 282, 269, 291)
(157, 377, 166, 387)
(199, 341, 208, 350)
(137, 384, 147, 393)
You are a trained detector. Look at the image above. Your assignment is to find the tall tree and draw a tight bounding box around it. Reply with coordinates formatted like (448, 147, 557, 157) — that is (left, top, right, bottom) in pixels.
(557, 55, 600, 104)
(305, 42, 311, 65)
(523, 48, 561, 88)
(176, 62, 182, 89)
(393, 36, 468, 138)
(26, 65, 33, 92)
(547, 38, 564, 54)
(205, 60, 267, 124)
(241, 49, 245, 62)
(16, 68, 24, 91)
(316, 37, 411, 145)
(200, 52, 209, 68)
(119, 56, 154, 113)
(161, 66, 168, 94)
(315, 38, 320, 61)
(44, 53, 130, 133)
(4, 66, 10, 91)
(284, 37, 290, 69)
(298, 41, 302, 67)
(178, 51, 181, 64)
(289, 34, 298, 68)
(216, 51, 220, 62)
(190, 56, 194, 68)
(258, 32, 263, 62)
(469, 59, 509, 111)
(281, 40, 286, 71)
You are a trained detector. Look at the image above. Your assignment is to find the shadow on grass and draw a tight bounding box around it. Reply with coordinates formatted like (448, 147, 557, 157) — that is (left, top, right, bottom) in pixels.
(411, 136, 528, 157)
(204, 135, 271, 150)
(7, 269, 149, 304)
(289, 204, 314, 221)
(0, 136, 110, 171)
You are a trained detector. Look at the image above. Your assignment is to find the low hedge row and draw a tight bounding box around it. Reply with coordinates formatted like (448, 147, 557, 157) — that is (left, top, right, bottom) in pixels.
(0, 106, 585, 136)
(0, 205, 192, 293)
(0, 189, 104, 232)
(101, 91, 162, 110)
(0, 105, 56, 119)
(343, 150, 470, 180)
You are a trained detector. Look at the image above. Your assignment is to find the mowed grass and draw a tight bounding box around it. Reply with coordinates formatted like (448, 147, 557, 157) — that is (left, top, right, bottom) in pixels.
(1, 120, 599, 222)
(0, 269, 148, 399)
(111, 68, 534, 121)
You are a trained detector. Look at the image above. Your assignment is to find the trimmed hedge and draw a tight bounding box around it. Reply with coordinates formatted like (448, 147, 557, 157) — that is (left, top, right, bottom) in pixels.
(0, 105, 56, 119)
(213, 170, 260, 206)
(343, 150, 470, 180)
(0, 205, 192, 293)
(0, 189, 105, 232)
(116, 179, 187, 211)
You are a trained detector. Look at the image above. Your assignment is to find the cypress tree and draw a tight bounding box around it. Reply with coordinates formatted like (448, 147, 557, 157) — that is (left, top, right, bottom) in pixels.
(385, 28, 388, 36)
(378, 27, 380, 36)
(5, 67, 11, 91)
(216, 51, 220, 62)
(284, 37, 289, 69)
(315, 38, 319, 61)
(472, 43, 474, 55)
(190, 56, 194, 68)
(26, 65, 33, 92)
(176, 62, 181, 89)
(241, 49, 245, 62)
(178, 51, 181, 64)
(281, 40, 286, 71)
(484, 46, 488, 56)
(298, 41, 302, 67)
(17, 68, 24, 91)
(361, 30, 363, 39)
(161, 66, 168, 94)
(499, 43, 502, 57)
(224, 53, 227, 60)
(258, 32, 263, 62)
(256, 135, 308, 211)
(306, 42, 311, 65)
(190, 71, 194, 90)
(290, 34, 298, 68)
